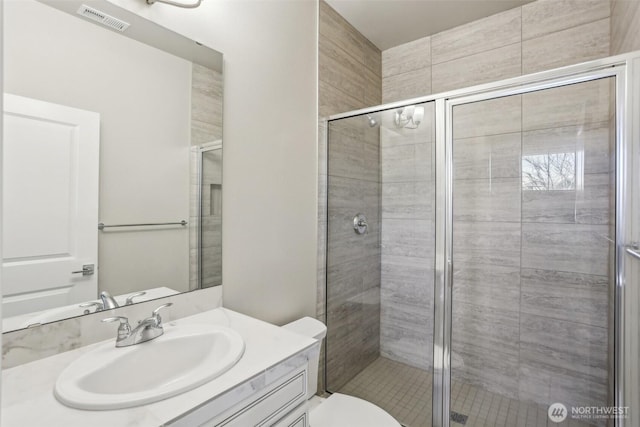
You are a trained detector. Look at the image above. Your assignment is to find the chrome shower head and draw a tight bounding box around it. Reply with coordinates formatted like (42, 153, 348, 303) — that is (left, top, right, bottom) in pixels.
(366, 114, 378, 127)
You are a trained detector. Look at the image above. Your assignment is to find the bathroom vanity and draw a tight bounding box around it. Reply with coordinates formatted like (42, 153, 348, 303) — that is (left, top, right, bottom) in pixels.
(1, 308, 317, 427)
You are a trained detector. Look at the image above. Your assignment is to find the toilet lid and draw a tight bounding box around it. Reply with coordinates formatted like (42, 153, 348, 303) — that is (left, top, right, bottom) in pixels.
(310, 393, 401, 427)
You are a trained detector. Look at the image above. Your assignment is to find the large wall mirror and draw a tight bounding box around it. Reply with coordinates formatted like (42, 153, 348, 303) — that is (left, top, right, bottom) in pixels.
(2, 0, 223, 332)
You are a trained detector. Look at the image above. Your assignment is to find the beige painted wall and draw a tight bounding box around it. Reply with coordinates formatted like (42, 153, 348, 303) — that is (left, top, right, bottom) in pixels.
(106, 0, 319, 325)
(4, 0, 192, 297)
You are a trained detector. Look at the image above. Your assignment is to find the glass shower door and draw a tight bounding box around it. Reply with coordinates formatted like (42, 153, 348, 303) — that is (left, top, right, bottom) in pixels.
(448, 76, 616, 427)
(199, 146, 222, 288)
(325, 101, 436, 427)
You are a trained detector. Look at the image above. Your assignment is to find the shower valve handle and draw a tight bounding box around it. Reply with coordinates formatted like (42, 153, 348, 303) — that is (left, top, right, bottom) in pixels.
(353, 213, 368, 235)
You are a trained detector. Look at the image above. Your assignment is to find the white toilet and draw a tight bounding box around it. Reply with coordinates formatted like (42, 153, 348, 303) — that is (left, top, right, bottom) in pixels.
(283, 317, 401, 427)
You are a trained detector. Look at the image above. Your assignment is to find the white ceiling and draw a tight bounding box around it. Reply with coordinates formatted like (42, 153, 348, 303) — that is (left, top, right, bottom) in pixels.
(325, 0, 534, 51)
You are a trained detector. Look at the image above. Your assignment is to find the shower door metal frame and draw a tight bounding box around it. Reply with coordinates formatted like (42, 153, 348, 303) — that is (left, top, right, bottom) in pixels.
(196, 141, 223, 290)
(436, 64, 628, 427)
(326, 50, 640, 427)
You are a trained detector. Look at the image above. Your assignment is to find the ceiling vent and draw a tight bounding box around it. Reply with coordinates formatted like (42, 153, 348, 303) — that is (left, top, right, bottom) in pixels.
(76, 5, 130, 32)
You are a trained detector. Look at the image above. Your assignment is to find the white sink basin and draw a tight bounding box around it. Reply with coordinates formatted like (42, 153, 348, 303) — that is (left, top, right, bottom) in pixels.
(54, 324, 245, 410)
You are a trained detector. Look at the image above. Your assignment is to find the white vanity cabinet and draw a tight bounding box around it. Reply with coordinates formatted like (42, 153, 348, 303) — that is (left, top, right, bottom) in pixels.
(1, 309, 317, 427)
(168, 364, 309, 427)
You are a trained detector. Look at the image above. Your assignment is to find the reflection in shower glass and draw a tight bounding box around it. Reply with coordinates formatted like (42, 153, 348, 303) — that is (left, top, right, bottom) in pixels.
(522, 152, 576, 190)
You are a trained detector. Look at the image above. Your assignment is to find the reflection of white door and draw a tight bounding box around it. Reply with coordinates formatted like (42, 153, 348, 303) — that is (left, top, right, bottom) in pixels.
(2, 94, 100, 317)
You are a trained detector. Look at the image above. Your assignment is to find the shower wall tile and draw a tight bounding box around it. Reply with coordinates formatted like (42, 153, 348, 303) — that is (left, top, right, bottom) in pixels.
(320, 38, 366, 102)
(319, 80, 362, 118)
(611, 0, 640, 55)
(328, 125, 380, 182)
(522, 123, 611, 175)
(453, 133, 522, 180)
(518, 360, 608, 410)
(519, 313, 608, 381)
(381, 142, 432, 183)
(382, 67, 432, 103)
(452, 221, 521, 268)
(381, 181, 433, 220)
(382, 36, 431, 78)
(431, 43, 522, 93)
(380, 322, 432, 370)
(381, 219, 434, 260)
(380, 254, 433, 369)
(381, 144, 434, 184)
(191, 120, 220, 147)
(327, 211, 375, 267)
(452, 343, 520, 397)
(452, 302, 520, 357)
(522, 18, 610, 74)
(381, 256, 433, 303)
(522, 78, 610, 131)
(380, 118, 434, 147)
(521, 223, 611, 276)
(364, 67, 382, 107)
(521, 0, 610, 41)
(319, 0, 366, 66)
(452, 263, 520, 311)
(452, 178, 521, 223)
(452, 95, 522, 139)
(431, 7, 521, 65)
(318, 0, 382, 117)
(522, 173, 611, 225)
(520, 268, 608, 328)
(363, 38, 382, 77)
(190, 64, 223, 144)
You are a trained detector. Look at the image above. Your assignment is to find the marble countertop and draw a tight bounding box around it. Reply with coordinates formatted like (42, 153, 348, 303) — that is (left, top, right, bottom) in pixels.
(1, 308, 317, 427)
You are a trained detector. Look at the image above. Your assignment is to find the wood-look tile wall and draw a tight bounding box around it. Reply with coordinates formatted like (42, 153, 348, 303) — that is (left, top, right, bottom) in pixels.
(611, 0, 640, 54)
(382, 0, 610, 102)
(318, 0, 382, 393)
(450, 79, 612, 410)
(380, 0, 614, 410)
(379, 106, 436, 369)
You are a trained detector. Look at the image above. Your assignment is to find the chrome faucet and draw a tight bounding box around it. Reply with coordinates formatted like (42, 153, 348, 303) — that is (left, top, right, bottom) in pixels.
(100, 291, 119, 309)
(102, 303, 173, 347)
(79, 291, 148, 314)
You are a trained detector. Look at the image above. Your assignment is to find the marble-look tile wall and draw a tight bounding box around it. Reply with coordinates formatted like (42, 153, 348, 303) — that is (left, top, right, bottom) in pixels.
(318, 0, 382, 392)
(382, 0, 610, 102)
(189, 64, 224, 290)
(611, 0, 640, 55)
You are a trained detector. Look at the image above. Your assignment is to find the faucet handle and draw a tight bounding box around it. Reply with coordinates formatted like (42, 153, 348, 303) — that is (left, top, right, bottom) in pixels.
(151, 302, 173, 324)
(102, 316, 132, 341)
(125, 291, 147, 305)
(79, 301, 103, 313)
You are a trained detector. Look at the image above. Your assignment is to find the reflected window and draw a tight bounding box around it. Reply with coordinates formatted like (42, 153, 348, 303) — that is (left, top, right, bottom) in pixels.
(522, 152, 576, 191)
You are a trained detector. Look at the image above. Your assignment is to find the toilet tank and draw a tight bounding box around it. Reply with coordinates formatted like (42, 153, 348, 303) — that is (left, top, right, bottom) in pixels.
(282, 317, 327, 398)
